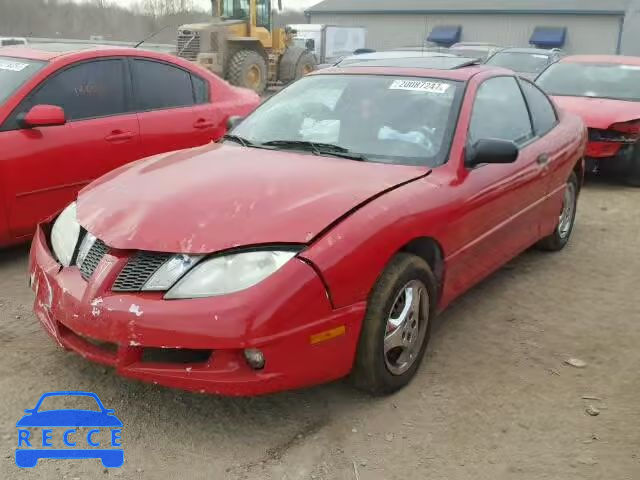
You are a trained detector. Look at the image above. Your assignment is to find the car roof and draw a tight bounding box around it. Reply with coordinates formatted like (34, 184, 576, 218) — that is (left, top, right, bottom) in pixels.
(337, 55, 480, 70)
(316, 62, 506, 82)
(0, 43, 163, 62)
(560, 54, 640, 66)
(495, 47, 554, 55)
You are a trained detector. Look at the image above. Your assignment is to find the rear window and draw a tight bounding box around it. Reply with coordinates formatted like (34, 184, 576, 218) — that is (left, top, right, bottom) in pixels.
(537, 62, 640, 101)
(0, 56, 46, 105)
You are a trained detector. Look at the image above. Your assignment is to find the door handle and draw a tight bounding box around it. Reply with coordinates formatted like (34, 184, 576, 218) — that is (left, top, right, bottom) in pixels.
(105, 131, 134, 143)
(193, 119, 215, 129)
(536, 153, 550, 166)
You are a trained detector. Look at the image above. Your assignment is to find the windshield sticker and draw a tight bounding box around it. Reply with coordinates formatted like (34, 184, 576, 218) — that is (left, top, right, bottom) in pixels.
(389, 80, 450, 94)
(0, 60, 29, 72)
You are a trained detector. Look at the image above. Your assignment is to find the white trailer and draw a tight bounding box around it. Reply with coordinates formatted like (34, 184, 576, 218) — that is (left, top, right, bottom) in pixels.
(289, 24, 366, 65)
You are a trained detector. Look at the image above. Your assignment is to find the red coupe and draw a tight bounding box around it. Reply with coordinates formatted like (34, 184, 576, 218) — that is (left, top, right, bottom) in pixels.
(537, 55, 640, 186)
(30, 57, 586, 396)
(0, 44, 259, 247)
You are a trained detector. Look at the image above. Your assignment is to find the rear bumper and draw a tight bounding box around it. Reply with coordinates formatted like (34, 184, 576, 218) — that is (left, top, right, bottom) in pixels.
(29, 226, 366, 396)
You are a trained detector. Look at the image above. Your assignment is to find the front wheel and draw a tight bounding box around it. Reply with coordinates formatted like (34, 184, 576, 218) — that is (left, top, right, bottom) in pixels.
(351, 253, 436, 395)
(537, 171, 579, 251)
(227, 50, 267, 94)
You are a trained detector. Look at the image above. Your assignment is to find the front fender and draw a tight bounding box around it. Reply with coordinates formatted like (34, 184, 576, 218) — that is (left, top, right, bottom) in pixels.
(300, 176, 453, 309)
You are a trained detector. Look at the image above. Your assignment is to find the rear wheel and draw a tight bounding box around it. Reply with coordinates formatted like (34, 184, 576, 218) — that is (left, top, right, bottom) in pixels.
(295, 51, 316, 80)
(351, 253, 436, 395)
(227, 50, 267, 94)
(537, 171, 579, 251)
(626, 144, 640, 187)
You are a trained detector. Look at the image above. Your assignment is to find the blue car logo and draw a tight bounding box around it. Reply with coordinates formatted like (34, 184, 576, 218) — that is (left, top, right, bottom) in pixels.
(15, 391, 123, 468)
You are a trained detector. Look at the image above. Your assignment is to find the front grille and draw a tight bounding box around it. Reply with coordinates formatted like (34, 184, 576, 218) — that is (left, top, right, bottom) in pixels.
(177, 30, 201, 61)
(141, 347, 212, 364)
(78, 239, 109, 280)
(112, 251, 172, 292)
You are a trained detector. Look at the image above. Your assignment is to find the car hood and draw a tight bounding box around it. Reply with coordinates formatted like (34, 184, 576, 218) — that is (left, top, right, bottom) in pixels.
(16, 410, 123, 427)
(78, 143, 428, 253)
(552, 95, 640, 129)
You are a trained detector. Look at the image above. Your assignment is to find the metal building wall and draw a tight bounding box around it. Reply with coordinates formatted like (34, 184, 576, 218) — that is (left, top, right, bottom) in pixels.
(309, 13, 623, 54)
(621, 0, 640, 55)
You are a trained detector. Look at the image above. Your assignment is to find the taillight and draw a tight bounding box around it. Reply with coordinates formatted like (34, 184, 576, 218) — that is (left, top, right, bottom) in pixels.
(609, 120, 640, 135)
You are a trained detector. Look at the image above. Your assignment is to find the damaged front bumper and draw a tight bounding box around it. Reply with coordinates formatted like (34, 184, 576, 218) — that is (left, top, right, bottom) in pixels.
(29, 226, 365, 396)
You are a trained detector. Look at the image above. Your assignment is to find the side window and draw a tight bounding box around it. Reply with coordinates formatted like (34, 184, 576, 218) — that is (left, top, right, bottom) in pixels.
(469, 76, 533, 145)
(27, 59, 127, 121)
(191, 74, 209, 104)
(132, 59, 195, 111)
(519, 80, 557, 136)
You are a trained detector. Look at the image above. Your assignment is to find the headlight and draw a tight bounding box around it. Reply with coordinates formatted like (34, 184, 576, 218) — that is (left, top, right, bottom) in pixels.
(143, 254, 203, 291)
(50, 202, 80, 267)
(165, 250, 298, 299)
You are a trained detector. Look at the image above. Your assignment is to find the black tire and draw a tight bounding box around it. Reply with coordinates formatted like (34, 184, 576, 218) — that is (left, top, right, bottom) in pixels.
(626, 145, 640, 187)
(351, 253, 437, 395)
(537, 171, 579, 251)
(294, 51, 316, 80)
(227, 50, 267, 94)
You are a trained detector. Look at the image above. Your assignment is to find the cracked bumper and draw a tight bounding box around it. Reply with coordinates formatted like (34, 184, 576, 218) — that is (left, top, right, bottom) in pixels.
(29, 226, 365, 396)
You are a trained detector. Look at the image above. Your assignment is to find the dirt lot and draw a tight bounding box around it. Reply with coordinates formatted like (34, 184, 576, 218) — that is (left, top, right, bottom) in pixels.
(1, 180, 639, 480)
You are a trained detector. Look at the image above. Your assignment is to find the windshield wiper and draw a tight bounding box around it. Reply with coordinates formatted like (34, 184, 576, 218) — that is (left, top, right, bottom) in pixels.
(222, 134, 254, 147)
(261, 140, 367, 161)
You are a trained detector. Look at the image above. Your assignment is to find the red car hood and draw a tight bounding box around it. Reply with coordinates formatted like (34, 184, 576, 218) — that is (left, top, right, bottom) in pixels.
(552, 95, 640, 129)
(77, 143, 428, 253)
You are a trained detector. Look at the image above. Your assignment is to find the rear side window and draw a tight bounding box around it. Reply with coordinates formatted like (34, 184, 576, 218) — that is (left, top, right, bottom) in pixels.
(469, 76, 533, 145)
(192, 74, 209, 104)
(519, 80, 557, 136)
(132, 59, 195, 110)
(27, 59, 127, 121)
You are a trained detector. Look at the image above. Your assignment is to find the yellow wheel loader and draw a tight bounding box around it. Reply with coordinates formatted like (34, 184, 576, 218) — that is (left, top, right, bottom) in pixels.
(177, 0, 317, 94)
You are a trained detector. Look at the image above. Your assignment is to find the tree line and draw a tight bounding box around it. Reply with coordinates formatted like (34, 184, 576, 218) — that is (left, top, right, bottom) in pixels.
(0, 0, 306, 44)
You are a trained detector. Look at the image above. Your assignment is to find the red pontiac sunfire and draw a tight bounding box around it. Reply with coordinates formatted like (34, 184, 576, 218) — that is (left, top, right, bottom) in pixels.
(537, 55, 640, 186)
(0, 44, 259, 248)
(30, 57, 586, 396)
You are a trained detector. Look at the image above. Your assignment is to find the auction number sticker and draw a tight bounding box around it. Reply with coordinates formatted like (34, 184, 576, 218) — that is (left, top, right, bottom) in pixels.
(389, 79, 450, 94)
(0, 60, 29, 72)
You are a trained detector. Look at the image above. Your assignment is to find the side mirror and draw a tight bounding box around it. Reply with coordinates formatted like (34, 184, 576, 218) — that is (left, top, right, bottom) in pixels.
(466, 138, 519, 168)
(226, 115, 244, 131)
(19, 105, 66, 128)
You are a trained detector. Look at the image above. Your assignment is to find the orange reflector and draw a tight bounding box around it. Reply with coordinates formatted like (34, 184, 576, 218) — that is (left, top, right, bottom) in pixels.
(310, 325, 346, 345)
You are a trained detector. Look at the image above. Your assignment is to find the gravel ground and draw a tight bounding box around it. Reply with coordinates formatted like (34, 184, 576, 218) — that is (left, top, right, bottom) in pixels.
(1, 179, 639, 479)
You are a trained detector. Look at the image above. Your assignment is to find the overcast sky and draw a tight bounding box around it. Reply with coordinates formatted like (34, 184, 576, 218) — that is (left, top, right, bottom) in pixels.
(91, 0, 320, 10)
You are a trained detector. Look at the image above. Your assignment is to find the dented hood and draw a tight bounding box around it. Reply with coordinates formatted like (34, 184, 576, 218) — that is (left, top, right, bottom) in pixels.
(77, 144, 427, 253)
(552, 95, 640, 129)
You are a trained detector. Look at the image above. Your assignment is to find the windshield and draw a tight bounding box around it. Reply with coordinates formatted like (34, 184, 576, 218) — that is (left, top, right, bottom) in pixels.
(0, 56, 46, 105)
(487, 52, 551, 74)
(229, 74, 462, 166)
(537, 62, 640, 101)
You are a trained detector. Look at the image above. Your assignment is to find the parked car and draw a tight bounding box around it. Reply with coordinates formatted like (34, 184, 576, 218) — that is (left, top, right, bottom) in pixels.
(30, 57, 585, 396)
(333, 49, 457, 67)
(537, 55, 640, 186)
(0, 44, 259, 247)
(449, 42, 503, 61)
(485, 47, 564, 79)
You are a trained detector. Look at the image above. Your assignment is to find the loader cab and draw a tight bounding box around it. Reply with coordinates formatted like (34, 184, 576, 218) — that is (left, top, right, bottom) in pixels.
(220, 0, 271, 29)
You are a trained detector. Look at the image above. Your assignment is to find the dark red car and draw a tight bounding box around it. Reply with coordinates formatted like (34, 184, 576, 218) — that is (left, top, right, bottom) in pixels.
(0, 44, 259, 247)
(30, 57, 585, 396)
(537, 55, 640, 186)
